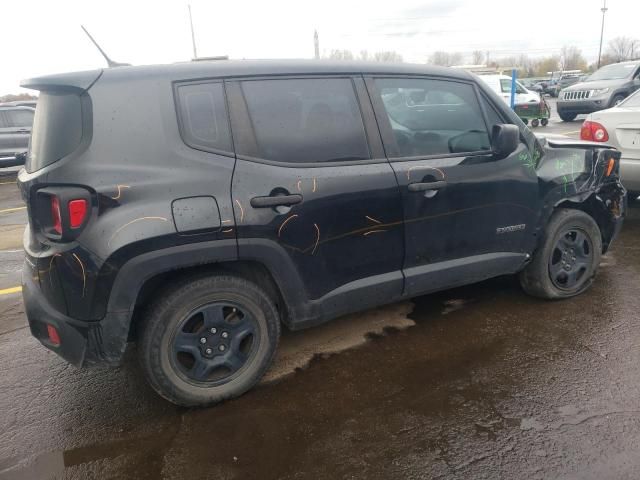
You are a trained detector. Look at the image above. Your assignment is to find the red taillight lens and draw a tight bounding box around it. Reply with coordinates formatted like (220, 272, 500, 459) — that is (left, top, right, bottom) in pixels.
(580, 120, 609, 142)
(68, 199, 88, 229)
(51, 196, 62, 234)
(47, 324, 61, 346)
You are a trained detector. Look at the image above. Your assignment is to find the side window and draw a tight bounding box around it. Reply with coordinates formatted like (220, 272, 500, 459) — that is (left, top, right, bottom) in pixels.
(374, 78, 491, 157)
(239, 78, 370, 163)
(6, 109, 34, 127)
(176, 82, 233, 154)
(0, 113, 7, 128)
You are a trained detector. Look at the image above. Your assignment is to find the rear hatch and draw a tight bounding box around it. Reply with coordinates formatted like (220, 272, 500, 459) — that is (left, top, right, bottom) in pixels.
(18, 69, 102, 318)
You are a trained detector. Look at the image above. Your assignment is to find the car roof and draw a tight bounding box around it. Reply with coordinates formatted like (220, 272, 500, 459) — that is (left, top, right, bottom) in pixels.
(23, 59, 475, 90)
(0, 105, 35, 111)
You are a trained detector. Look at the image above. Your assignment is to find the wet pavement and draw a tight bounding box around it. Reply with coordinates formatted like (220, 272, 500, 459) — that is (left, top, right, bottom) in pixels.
(3, 158, 640, 479)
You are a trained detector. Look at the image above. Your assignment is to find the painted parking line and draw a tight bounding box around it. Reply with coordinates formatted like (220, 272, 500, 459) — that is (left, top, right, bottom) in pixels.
(0, 206, 26, 214)
(0, 286, 22, 296)
(0, 181, 17, 185)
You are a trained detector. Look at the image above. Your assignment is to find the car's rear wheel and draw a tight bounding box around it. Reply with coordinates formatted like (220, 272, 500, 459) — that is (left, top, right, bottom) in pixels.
(558, 111, 577, 122)
(519, 209, 602, 299)
(138, 275, 280, 407)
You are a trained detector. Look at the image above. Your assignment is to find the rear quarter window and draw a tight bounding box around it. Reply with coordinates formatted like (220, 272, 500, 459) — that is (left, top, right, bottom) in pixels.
(175, 82, 233, 155)
(28, 91, 83, 172)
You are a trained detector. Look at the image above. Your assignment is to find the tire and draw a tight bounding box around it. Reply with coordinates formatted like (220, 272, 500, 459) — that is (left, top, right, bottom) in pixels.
(522, 118, 529, 125)
(558, 111, 577, 122)
(531, 119, 540, 128)
(138, 274, 281, 407)
(610, 94, 625, 107)
(541, 118, 549, 126)
(519, 209, 602, 300)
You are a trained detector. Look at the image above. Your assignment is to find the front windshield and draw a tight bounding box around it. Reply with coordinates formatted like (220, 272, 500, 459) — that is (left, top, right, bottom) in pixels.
(588, 63, 638, 81)
(620, 89, 640, 108)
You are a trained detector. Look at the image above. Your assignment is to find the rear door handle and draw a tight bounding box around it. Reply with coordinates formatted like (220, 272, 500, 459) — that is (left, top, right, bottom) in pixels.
(407, 181, 447, 192)
(250, 194, 303, 208)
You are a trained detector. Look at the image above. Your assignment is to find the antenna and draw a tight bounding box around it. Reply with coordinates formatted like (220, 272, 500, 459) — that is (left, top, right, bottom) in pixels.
(81, 25, 131, 68)
(188, 5, 198, 60)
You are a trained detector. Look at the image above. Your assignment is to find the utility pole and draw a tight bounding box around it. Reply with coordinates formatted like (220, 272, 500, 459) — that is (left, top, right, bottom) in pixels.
(188, 4, 198, 60)
(597, 0, 608, 68)
(314, 30, 320, 59)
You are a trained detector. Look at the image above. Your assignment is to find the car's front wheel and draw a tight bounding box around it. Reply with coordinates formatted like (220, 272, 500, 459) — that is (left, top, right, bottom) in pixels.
(519, 209, 602, 299)
(138, 274, 280, 407)
(558, 111, 577, 122)
(610, 94, 626, 107)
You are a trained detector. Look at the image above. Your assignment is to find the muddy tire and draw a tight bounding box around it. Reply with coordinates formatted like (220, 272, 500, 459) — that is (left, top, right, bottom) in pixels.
(519, 209, 602, 299)
(138, 275, 280, 407)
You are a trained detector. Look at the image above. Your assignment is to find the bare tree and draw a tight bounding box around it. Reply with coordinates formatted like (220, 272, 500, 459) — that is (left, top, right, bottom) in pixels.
(471, 50, 484, 65)
(327, 49, 354, 61)
(560, 46, 587, 71)
(373, 51, 403, 63)
(606, 36, 640, 62)
(428, 51, 462, 66)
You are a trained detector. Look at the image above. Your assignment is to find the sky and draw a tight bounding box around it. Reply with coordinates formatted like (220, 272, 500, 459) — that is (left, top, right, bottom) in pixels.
(1, 0, 639, 95)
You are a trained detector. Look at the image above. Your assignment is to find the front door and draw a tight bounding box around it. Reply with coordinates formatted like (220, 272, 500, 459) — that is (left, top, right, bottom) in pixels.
(227, 76, 404, 318)
(366, 76, 539, 296)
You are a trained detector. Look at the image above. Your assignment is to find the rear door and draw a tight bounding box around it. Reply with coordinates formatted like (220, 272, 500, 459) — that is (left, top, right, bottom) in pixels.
(227, 76, 405, 315)
(0, 112, 17, 157)
(366, 75, 539, 296)
(4, 108, 34, 153)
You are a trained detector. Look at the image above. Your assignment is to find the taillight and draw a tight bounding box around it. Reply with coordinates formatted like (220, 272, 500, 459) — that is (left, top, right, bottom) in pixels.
(68, 199, 88, 229)
(580, 120, 609, 142)
(51, 196, 62, 234)
(36, 187, 92, 241)
(47, 324, 61, 346)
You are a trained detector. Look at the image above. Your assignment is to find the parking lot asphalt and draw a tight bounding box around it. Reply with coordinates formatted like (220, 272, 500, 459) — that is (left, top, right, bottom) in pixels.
(4, 110, 640, 479)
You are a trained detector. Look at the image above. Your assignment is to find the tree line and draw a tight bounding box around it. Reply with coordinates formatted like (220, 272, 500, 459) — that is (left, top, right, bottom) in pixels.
(324, 36, 639, 77)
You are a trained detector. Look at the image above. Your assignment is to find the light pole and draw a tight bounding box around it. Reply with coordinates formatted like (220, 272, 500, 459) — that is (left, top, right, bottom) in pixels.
(597, 0, 608, 68)
(188, 4, 198, 60)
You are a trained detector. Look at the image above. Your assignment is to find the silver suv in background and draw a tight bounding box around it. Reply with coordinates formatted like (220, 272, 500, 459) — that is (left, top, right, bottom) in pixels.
(0, 106, 34, 167)
(556, 60, 640, 121)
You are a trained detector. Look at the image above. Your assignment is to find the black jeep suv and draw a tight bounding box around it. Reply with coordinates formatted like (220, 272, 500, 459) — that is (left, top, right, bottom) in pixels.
(18, 60, 625, 406)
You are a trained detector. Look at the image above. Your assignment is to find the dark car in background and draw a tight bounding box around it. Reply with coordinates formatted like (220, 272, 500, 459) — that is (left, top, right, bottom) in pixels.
(557, 60, 640, 121)
(0, 106, 34, 167)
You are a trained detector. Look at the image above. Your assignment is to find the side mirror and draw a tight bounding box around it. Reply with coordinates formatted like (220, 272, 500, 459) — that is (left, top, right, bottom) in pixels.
(491, 124, 519, 159)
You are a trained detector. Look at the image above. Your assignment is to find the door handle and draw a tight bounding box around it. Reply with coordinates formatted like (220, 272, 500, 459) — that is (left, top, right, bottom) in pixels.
(407, 181, 447, 192)
(250, 194, 303, 208)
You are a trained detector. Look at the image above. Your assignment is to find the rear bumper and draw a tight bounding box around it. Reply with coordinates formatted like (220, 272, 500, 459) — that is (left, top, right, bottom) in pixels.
(620, 158, 640, 192)
(22, 266, 130, 367)
(556, 99, 610, 115)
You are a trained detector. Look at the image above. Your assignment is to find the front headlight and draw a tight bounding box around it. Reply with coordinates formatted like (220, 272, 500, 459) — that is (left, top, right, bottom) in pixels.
(591, 88, 610, 96)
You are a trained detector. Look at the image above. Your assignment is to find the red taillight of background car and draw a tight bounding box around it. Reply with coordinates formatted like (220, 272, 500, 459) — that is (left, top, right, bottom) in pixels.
(580, 120, 609, 142)
(51, 196, 62, 234)
(68, 199, 88, 229)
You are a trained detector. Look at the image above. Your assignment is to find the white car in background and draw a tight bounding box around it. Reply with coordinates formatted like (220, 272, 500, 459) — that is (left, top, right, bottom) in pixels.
(581, 89, 640, 198)
(479, 74, 541, 105)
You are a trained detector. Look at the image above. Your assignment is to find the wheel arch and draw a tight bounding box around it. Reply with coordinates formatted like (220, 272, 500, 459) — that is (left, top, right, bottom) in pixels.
(553, 193, 618, 253)
(105, 239, 306, 349)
